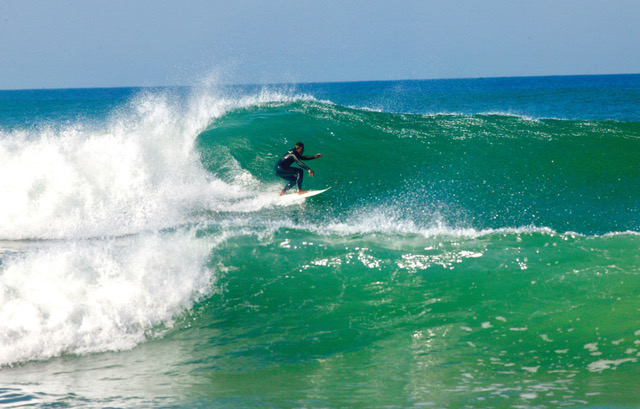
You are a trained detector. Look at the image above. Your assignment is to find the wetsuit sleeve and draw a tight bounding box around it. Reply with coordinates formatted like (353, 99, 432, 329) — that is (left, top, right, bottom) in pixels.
(292, 153, 311, 170)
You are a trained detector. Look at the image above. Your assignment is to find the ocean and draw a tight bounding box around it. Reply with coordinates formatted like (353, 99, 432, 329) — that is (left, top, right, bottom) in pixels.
(1, 74, 639, 408)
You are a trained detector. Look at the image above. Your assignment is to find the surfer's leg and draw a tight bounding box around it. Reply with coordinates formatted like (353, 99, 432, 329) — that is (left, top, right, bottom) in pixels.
(294, 169, 309, 194)
(294, 168, 304, 191)
(276, 167, 299, 193)
(282, 175, 297, 192)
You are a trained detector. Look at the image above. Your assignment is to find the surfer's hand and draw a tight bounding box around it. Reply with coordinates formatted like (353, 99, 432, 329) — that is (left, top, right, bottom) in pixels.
(315, 153, 322, 158)
(309, 169, 314, 177)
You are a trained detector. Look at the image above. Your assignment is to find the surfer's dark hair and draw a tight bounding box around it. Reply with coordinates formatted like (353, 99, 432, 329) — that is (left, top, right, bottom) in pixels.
(294, 142, 304, 151)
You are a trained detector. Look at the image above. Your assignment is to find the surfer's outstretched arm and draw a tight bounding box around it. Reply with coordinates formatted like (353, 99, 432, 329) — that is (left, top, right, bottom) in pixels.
(296, 153, 321, 176)
(300, 153, 322, 160)
(291, 154, 311, 170)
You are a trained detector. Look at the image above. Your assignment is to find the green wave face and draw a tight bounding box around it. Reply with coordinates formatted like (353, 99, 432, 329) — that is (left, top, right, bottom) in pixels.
(198, 100, 640, 235)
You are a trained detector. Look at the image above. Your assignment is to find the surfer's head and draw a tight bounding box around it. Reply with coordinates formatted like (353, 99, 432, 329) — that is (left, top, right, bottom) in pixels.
(294, 142, 304, 154)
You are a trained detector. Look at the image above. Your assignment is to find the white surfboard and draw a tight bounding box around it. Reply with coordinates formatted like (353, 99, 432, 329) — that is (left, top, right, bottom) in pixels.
(278, 187, 331, 203)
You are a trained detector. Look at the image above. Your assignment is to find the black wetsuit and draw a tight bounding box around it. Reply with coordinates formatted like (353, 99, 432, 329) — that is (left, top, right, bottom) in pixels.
(275, 149, 316, 192)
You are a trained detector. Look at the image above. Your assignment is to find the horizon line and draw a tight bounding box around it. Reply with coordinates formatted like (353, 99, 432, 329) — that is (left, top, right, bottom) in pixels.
(2, 72, 639, 93)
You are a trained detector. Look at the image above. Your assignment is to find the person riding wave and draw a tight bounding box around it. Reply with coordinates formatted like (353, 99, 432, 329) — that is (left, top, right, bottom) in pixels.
(275, 142, 322, 195)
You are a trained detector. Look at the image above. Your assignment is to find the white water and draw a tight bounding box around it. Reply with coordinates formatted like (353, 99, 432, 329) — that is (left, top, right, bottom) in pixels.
(0, 86, 311, 366)
(0, 86, 317, 240)
(0, 231, 212, 366)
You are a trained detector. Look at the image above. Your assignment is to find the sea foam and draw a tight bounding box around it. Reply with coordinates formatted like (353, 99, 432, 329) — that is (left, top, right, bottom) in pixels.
(0, 230, 212, 367)
(0, 86, 310, 240)
(0, 85, 308, 366)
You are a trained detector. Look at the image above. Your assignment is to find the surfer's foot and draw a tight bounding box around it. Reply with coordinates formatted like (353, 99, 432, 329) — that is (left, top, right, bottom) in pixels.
(297, 189, 308, 195)
(279, 190, 285, 196)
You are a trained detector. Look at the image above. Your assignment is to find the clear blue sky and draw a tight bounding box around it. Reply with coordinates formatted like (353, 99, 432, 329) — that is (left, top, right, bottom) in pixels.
(1, 0, 639, 90)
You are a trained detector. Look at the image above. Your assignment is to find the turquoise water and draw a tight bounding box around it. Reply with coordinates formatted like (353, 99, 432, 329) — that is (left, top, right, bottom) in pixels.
(1, 75, 640, 408)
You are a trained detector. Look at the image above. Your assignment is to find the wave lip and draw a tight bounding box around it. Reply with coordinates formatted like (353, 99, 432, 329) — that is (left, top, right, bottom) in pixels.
(0, 86, 320, 241)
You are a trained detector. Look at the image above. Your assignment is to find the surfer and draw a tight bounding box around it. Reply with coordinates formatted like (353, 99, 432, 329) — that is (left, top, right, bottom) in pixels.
(275, 142, 322, 195)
